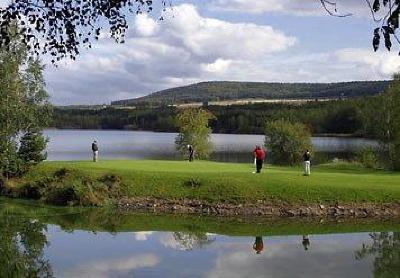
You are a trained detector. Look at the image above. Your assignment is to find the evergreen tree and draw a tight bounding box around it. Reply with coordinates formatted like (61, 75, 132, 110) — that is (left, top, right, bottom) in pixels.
(18, 131, 48, 165)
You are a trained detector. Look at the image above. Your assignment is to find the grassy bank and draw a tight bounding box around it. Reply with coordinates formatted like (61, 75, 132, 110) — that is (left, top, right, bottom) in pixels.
(3, 160, 400, 207)
(2, 198, 400, 236)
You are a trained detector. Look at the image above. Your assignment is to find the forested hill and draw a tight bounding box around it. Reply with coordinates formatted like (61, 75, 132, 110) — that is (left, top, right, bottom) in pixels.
(111, 81, 390, 106)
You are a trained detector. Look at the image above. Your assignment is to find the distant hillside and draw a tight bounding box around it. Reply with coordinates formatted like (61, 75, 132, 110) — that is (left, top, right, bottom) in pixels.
(111, 81, 390, 106)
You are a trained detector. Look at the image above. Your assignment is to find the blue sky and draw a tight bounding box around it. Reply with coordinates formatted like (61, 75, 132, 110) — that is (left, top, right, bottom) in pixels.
(40, 0, 400, 105)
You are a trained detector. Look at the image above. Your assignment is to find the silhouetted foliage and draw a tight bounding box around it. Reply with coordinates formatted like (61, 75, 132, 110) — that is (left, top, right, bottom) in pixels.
(321, 0, 400, 53)
(0, 0, 170, 62)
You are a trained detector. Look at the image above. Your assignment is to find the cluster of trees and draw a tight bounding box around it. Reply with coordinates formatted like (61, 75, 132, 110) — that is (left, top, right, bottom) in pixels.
(0, 31, 51, 179)
(52, 99, 367, 136)
(358, 74, 400, 170)
(112, 81, 389, 106)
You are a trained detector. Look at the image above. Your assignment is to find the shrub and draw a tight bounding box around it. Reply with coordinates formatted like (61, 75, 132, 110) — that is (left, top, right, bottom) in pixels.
(0, 141, 25, 178)
(381, 141, 400, 171)
(18, 131, 48, 165)
(175, 108, 216, 160)
(356, 147, 380, 169)
(264, 119, 313, 165)
(44, 185, 78, 206)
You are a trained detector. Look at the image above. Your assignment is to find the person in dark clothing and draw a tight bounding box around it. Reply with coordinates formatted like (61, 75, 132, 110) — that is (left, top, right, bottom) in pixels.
(188, 145, 194, 162)
(253, 146, 266, 173)
(92, 140, 99, 162)
(303, 149, 311, 176)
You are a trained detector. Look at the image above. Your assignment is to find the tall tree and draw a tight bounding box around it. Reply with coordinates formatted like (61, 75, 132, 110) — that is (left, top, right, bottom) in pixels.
(175, 108, 215, 160)
(359, 74, 400, 169)
(0, 29, 51, 178)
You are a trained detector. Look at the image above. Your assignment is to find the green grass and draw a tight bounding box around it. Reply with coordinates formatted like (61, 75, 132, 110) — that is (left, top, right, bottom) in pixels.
(12, 159, 400, 205)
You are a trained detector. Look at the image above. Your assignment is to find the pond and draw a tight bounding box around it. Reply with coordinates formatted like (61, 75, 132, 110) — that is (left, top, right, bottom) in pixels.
(1, 199, 399, 278)
(44, 129, 378, 163)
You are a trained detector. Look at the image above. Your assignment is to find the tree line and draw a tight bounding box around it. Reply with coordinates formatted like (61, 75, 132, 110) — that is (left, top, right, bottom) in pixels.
(111, 81, 389, 106)
(52, 99, 369, 137)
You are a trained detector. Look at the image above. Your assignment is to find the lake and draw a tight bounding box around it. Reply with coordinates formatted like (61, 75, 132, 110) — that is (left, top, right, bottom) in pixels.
(1, 199, 399, 278)
(44, 129, 378, 163)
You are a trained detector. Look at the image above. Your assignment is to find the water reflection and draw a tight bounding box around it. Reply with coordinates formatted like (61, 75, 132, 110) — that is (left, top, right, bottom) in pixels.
(0, 200, 399, 278)
(302, 235, 310, 251)
(253, 236, 264, 254)
(0, 215, 53, 277)
(355, 232, 400, 278)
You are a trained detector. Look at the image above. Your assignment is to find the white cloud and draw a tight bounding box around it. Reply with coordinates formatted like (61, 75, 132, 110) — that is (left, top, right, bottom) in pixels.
(203, 58, 233, 73)
(0, 0, 10, 8)
(45, 3, 296, 105)
(135, 14, 160, 37)
(209, 0, 373, 17)
(134, 231, 154, 241)
(61, 254, 160, 278)
(44, 3, 399, 105)
(336, 48, 400, 77)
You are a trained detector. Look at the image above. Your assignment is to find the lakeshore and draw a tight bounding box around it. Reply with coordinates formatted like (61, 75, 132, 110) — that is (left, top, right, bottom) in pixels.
(2, 160, 400, 217)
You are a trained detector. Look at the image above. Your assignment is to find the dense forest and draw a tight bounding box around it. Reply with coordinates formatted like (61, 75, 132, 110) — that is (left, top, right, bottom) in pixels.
(52, 98, 372, 137)
(111, 81, 389, 106)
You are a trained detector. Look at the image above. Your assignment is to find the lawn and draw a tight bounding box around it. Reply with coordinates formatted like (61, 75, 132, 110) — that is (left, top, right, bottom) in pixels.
(16, 159, 400, 205)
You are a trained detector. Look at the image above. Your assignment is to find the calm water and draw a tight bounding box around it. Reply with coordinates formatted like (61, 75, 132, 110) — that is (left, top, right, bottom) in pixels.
(44, 129, 378, 163)
(1, 199, 399, 278)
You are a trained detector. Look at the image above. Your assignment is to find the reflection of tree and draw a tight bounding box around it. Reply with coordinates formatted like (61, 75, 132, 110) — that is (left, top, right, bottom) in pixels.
(0, 215, 53, 277)
(355, 232, 400, 278)
(171, 232, 216, 251)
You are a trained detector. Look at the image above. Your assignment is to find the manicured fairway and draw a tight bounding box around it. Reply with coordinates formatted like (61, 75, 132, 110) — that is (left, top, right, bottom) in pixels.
(19, 160, 400, 204)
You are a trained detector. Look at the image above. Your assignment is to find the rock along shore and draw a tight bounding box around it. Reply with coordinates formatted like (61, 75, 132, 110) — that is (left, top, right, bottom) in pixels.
(117, 198, 400, 218)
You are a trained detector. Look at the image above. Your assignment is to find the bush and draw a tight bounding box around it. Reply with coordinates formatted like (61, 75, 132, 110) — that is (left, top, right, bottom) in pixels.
(18, 131, 48, 165)
(0, 141, 25, 178)
(175, 108, 215, 160)
(381, 141, 400, 171)
(356, 147, 380, 169)
(264, 119, 313, 165)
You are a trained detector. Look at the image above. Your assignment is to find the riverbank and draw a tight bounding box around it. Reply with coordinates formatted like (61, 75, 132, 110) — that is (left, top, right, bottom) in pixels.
(2, 160, 400, 217)
(2, 198, 400, 236)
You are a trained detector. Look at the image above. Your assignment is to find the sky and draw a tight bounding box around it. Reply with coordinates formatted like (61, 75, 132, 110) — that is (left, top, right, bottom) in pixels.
(27, 0, 400, 105)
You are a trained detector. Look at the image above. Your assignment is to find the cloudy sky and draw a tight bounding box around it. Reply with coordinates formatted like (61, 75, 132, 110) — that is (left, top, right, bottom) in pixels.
(41, 0, 400, 105)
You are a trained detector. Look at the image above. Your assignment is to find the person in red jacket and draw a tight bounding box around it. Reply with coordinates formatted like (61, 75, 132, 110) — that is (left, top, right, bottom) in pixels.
(253, 146, 266, 173)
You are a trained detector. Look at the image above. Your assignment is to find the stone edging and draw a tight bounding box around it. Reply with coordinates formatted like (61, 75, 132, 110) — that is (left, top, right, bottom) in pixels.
(116, 198, 400, 217)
